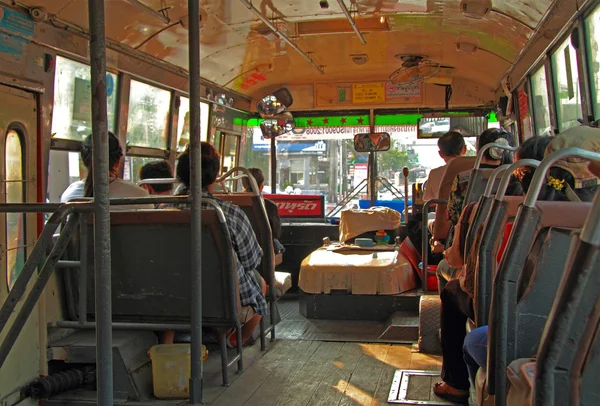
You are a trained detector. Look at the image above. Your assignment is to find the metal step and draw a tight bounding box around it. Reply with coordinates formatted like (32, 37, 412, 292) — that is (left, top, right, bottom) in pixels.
(379, 311, 419, 341)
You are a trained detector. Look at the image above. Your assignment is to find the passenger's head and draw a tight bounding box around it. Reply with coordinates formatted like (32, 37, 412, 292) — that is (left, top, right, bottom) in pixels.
(241, 168, 265, 192)
(538, 126, 600, 202)
(175, 142, 221, 192)
(477, 128, 515, 165)
(513, 136, 553, 193)
(139, 160, 173, 195)
(82, 132, 123, 197)
(437, 131, 466, 162)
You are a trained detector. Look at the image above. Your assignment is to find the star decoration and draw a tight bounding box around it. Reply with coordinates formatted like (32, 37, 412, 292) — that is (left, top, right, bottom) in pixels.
(341, 117, 347, 124)
(357, 117, 364, 124)
(323, 117, 329, 124)
(307, 119, 313, 126)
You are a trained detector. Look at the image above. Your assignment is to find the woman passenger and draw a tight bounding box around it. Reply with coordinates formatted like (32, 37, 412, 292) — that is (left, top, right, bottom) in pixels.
(460, 127, 600, 398)
(433, 135, 552, 403)
(436, 128, 516, 293)
(60, 132, 151, 209)
(161, 143, 267, 347)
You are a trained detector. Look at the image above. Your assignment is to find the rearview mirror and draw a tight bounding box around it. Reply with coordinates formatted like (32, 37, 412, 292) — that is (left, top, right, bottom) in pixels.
(257, 88, 294, 118)
(417, 116, 488, 138)
(354, 132, 391, 152)
(260, 112, 295, 139)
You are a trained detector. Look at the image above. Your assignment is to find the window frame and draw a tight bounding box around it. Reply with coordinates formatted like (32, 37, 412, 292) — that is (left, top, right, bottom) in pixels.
(549, 29, 584, 132)
(125, 78, 173, 151)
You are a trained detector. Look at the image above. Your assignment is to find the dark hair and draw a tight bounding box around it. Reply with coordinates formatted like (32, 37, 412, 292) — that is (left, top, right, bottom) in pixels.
(438, 131, 465, 157)
(139, 160, 173, 193)
(477, 128, 515, 165)
(537, 167, 598, 202)
(514, 136, 553, 193)
(82, 132, 123, 197)
(241, 167, 265, 191)
(176, 142, 221, 190)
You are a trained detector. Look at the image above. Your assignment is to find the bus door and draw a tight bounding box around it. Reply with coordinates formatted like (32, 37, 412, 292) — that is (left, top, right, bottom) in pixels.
(0, 83, 40, 405)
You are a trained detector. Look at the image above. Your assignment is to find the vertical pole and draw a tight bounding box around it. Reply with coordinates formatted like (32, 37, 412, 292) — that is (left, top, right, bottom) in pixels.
(369, 109, 376, 207)
(188, 1, 203, 403)
(88, 0, 112, 404)
(271, 137, 277, 194)
(403, 167, 409, 222)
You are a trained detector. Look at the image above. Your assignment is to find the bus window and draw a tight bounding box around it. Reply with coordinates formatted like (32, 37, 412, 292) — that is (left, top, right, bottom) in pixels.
(47, 150, 84, 203)
(176, 97, 209, 152)
(126, 80, 171, 150)
(51, 56, 118, 141)
(585, 5, 600, 119)
(5, 130, 25, 290)
(530, 66, 552, 136)
(221, 134, 239, 173)
(551, 36, 582, 132)
(123, 156, 159, 184)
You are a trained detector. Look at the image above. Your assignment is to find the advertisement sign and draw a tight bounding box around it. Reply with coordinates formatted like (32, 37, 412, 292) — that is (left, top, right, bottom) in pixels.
(353, 82, 385, 104)
(385, 82, 422, 102)
(264, 194, 325, 219)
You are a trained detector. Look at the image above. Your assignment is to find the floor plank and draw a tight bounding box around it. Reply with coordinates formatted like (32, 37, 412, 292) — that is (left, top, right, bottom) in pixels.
(306, 342, 366, 406)
(339, 344, 391, 406)
(210, 340, 299, 406)
(243, 340, 322, 406)
(410, 351, 443, 370)
(275, 341, 345, 406)
(370, 344, 413, 405)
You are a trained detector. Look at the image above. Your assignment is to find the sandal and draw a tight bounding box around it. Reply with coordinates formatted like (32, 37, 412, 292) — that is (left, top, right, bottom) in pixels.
(433, 381, 469, 404)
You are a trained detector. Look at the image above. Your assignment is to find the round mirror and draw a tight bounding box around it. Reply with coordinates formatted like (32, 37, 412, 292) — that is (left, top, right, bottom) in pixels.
(260, 112, 295, 139)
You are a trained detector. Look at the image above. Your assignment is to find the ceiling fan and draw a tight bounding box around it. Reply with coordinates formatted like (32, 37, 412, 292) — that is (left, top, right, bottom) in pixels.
(389, 54, 440, 85)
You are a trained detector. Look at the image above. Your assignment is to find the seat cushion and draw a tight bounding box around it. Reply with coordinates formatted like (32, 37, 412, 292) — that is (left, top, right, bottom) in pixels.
(274, 271, 292, 299)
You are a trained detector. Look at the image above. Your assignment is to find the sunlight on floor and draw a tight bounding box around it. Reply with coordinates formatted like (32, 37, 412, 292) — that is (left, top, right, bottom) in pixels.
(336, 379, 377, 405)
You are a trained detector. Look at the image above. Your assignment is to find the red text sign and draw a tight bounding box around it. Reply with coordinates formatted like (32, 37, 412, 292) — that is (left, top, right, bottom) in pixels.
(264, 194, 325, 219)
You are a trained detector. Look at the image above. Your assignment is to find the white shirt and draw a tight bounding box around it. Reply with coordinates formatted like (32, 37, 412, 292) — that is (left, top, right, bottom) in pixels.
(60, 177, 153, 210)
(424, 165, 446, 201)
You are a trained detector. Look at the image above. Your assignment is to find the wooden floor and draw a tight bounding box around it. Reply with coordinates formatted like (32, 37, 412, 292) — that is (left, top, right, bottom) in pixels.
(202, 339, 442, 406)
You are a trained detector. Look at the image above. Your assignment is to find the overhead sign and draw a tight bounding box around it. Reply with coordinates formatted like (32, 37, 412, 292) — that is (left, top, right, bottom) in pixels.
(385, 82, 422, 102)
(264, 194, 325, 219)
(353, 82, 385, 104)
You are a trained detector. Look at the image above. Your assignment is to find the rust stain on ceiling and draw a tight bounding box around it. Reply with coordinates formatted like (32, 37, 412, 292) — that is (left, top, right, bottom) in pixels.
(13, 0, 555, 97)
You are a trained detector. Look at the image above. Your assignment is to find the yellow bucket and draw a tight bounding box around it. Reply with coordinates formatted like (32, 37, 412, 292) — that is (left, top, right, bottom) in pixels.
(148, 344, 208, 399)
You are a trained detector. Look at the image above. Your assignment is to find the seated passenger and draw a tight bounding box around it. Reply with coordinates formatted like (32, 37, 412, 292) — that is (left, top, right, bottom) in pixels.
(161, 143, 267, 347)
(434, 130, 599, 402)
(60, 132, 152, 209)
(424, 131, 466, 202)
(139, 160, 174, 196)
(461, 127, 600, 396)
(435, 128, 516, 293)
(241, 167, 285, 254)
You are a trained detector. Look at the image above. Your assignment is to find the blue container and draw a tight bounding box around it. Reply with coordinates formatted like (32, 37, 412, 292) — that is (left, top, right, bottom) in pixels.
(358, 199, 412, 221)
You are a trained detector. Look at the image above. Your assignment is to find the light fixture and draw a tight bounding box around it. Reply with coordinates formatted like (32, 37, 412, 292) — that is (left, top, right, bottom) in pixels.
(456, 41, 478, 54)
(460, 0, 491, 19)
(380, 16, 386, 24)
(351, 54, 369, 65)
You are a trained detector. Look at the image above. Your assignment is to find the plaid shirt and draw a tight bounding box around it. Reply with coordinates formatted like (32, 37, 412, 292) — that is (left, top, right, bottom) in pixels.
(160, 189, 267, 316)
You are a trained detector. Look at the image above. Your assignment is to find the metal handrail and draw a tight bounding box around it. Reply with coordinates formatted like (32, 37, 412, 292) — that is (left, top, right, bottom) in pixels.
(483, 165, 510, 197)
(473, 143, 518, 169)
(0, 197, 228, 370)
(494, 159, 542, 202)
(216, 166, 261, 196)
(524, 148, 600, 207)
(0, 214, 80, 369)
